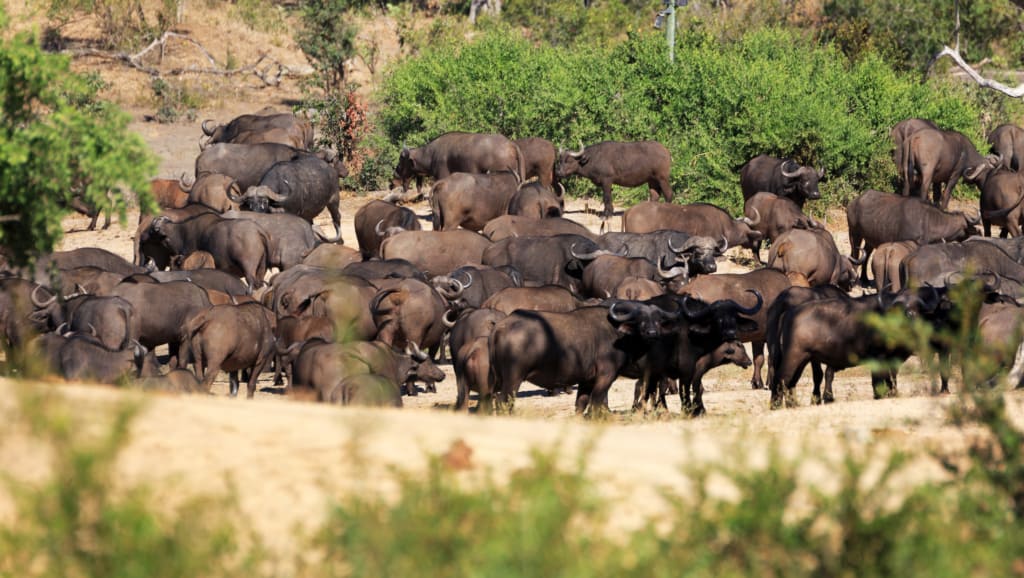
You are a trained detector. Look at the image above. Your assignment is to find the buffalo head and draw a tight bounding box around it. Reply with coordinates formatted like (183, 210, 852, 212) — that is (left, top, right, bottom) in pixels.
(779, 160, 823, 201)
(554, 142, 588, 180)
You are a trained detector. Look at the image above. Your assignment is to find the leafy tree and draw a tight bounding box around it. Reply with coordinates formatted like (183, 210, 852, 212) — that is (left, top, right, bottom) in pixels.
(297, 0, 359, 92)
(0, 7, 156, 265)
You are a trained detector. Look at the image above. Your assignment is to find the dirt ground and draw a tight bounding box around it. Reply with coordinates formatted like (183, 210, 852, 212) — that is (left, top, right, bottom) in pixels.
(4, 2, 1024, 567)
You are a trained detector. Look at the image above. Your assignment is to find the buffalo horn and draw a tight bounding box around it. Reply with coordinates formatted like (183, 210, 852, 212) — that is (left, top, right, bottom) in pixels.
(679, 294, 711, 320)
(607, 301, 637, 322)
(668, 234, 697, 254)
(657, 256, 689, 279)
(454, 269, 474, 289)
(179, 172, 195, 191)
(741, 207, 761, 227)
(568, 139, 586, 158)
(56, 322, 68, 336)
(30, 284, 56, 308)
(569, 243, 603, 261)
(406, 342, 429, 362)
(780, 160, 802, 179)
(201, 119, 216, 136)
(226, 185, 252, 203)
(370, 288, 401, 316)
(87, 323, 97, 337)
(250, 185, 289, 203)
(556, 182, 566, 197)
(432, 276, 465, 300)
(734, 289, 764, 316)
(848, 253, 866, 266)
(966, 212, 982, 226)
(719, 236, 729, 253)
(441, 308, 459, 328)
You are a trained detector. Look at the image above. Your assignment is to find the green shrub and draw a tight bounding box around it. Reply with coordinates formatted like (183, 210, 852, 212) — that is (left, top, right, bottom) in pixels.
(231, 0, 288, 33)
(361, 25, 994, 212)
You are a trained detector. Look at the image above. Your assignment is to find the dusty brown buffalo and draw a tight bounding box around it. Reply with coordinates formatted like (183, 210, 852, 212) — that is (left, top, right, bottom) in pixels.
(430, 172, 522, 231)
(448, 308, 507, 411)
(902, 127, 998, 208)
(506, 182, 563, 220)
(847, 189, 980, 286)
(622, 201, 762, 253)
(515, 137, 556, 186)
(613, 277, 663, 301)
(186, 173, 241, 212)
(370, 278, 448, 362)
(150, 178, 190, 210)
(67, 296, 135, 351)
(380, 230, 491, 278)
(870, 241, 919, 293)
(580, 254, 667, 299)
(201, 112, 314, 150)
(980, 169, 1024, 237)
(301, 244, 362, 269)
(147, 213, 271, 289)
(57, 334, 159, 384)
(743, 192, 823, 264)
(179, 302, 277, 397)
(482, 234, 621, 293)
(176, 251, 216, 270)
(739, 155, 823, 209)
(136, 368, 203, 393)
(353, 200, 422, 259)
(482, 215, 596, 241)
(766, 228, 858, 291)
(987, 124, 1024, 172)
(480, 285, 585, 314)
(555, 140, 673, 219)
(891, 118, 939, 182)
(107, 280, 213, 362)
(136, 204, 215, 269)
(392, 132, 525, 194)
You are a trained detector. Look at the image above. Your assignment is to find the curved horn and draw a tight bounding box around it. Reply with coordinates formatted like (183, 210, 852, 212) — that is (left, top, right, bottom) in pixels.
(848, 253, 866, 266)
(441, 308, 460, 328)
(201, 119, 217, 136)
(179, 172, 194, 192)
(657, 256, 689, 279)
(741, 207, 761, 226)
(608, 301, 637, 322)
(226, 184, 253, 203)
(30, 284, 56, 308)
(780, 160, 802, 179)
(454, 269, 474, 289)
(56, 322, 68, 336)
(432, 276, 465, 300)
(87, 323, 97, 337)
(668, 235, 698, 254)
(733, 289, 764, 316)
(254, 185, 289, 203)
(569, 243, 604, 261)
(375, 219, 387, 236)
(679, 294, 712, 321)
(568, 139, 586, 158)
(966, 212, 982, 226)
(405, 341, 428, 362)
(719, 236, 729, 254)
(556, 182, 566, 197)
(370, 288, 401, 315)
(980, 271, 1002, 293)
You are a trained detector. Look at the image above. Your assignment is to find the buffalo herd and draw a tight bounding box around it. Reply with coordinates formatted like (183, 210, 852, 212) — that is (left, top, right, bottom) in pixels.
(4, 110, 1024, 416)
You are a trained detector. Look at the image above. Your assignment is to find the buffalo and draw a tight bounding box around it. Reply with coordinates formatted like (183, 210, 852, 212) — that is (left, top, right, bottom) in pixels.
(739, 155, 823, 209)
(622, 201, 762, 254)
(987, 124, 1024, 172)
(901, 127, 998, 208)
(392, 132, 525, 194)
(555, 140, 673, 220)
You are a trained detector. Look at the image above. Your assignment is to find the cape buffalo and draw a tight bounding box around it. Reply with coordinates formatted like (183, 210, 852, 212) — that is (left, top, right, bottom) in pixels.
(987, 124, 1024, 172)
(739, 155, 823, 209)
(515, 137, 556, 186)
(891, 118, 939, 184)
(353, 200, 422, 259)
(178, 302, 277, 398)
(392, 132, 525, 194)
(902, 127, 999, 208)
(979, 169, 1024, 237)
(622, 201, 763, 254)
(201, 112, 314, 151)
(483, 215, 596, 242)
(766, 228, 858, 291)
(743, 192, 823, 264)
(555, 140, 673, 220)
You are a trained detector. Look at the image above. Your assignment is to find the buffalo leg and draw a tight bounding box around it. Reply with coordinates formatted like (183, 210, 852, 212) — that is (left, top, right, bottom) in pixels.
(810, 362, 824, 404)
(650, 176, 673, 204)
(575, 380, 595, 415)
(689, 379, 708, 417)
(599, 182, 614, 220)
(228, 370, 239, 397)
(938, 351, 952, 394)
(750, 340, 765, 389)
(823, 367, 835, 403)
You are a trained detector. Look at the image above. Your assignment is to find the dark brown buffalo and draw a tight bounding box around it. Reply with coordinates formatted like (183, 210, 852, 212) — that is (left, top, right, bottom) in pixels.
(150, 178, 190, 210)
(480, 285, 586, 314)
(506, 182, 563, 220)
(353, 200, 422, 259)
(448, 308, 507, 411)
(431, 265, 520, 312)
(107, 280, 213, 361)
(978, 300, 1024, 375)
(185, 173, 241, 212)
(987, 123, 1024, 172)
(392, 132, 525, 194)
(597, 231, 725, 276)
(675, 269, 790, 391)
(482, 215, 596, 241)
(555, 140, 673, 219)
(195, 142, 305, 190)
(380, 230, 491, 278)
(847, 189, 981, 286)
(515, 137, 556, 186)
(430, 172, 521, 231)
(622, 201, 762, 253)
(230, 155, 343, 242)
(370, 278, 448, 362)
(739, 155, 823, 208)
(980, 169, 1024, 237)
(632, 339, 751, 412)
(136, 204, 215, 269)
(57, 334, 159, 384)
(770, 294, 910, 408)
(201, 112, 314, 150)
(766, 228, 858, 291)
(147, 213, 271, 289)
(221, 210, 330, 270)
(273, 315, 335, 386)
(902, 127, 998, 208)
(66, 296, 135, 351)
(179, 302, 277, 397)
(900, 241, 1024, 291)
(482, 234, 621, 293)
(870, 241, 919, 292)
(488, 302, 672, 414)
(743, 192, 823, 264)
(891, 118, 939, 182)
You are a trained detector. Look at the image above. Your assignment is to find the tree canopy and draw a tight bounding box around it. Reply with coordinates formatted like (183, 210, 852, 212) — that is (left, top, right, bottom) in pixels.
(0, 5, 156, 265)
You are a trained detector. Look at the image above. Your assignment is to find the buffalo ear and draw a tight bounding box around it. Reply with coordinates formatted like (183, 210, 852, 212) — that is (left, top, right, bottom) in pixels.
(738, 317, 759, 334)
(565, 259, 585, 278)
(578, 154, 590, 166)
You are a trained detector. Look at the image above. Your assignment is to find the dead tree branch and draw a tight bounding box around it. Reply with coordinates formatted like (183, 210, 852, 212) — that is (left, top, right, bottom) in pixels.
(929, 45, 1024, 98)
(64, 31, 312, 87)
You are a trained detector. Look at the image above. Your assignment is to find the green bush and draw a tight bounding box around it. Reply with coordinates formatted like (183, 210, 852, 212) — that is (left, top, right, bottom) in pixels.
(361, 25, 994, 212)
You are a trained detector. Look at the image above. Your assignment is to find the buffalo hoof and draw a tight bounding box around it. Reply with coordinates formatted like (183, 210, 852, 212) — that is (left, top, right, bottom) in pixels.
(687, 405, 706, 418)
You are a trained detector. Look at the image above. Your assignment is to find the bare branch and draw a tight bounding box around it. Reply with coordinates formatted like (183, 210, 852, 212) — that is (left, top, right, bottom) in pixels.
(63, 32, 312, 87)
(930, 45, 1024, 98)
